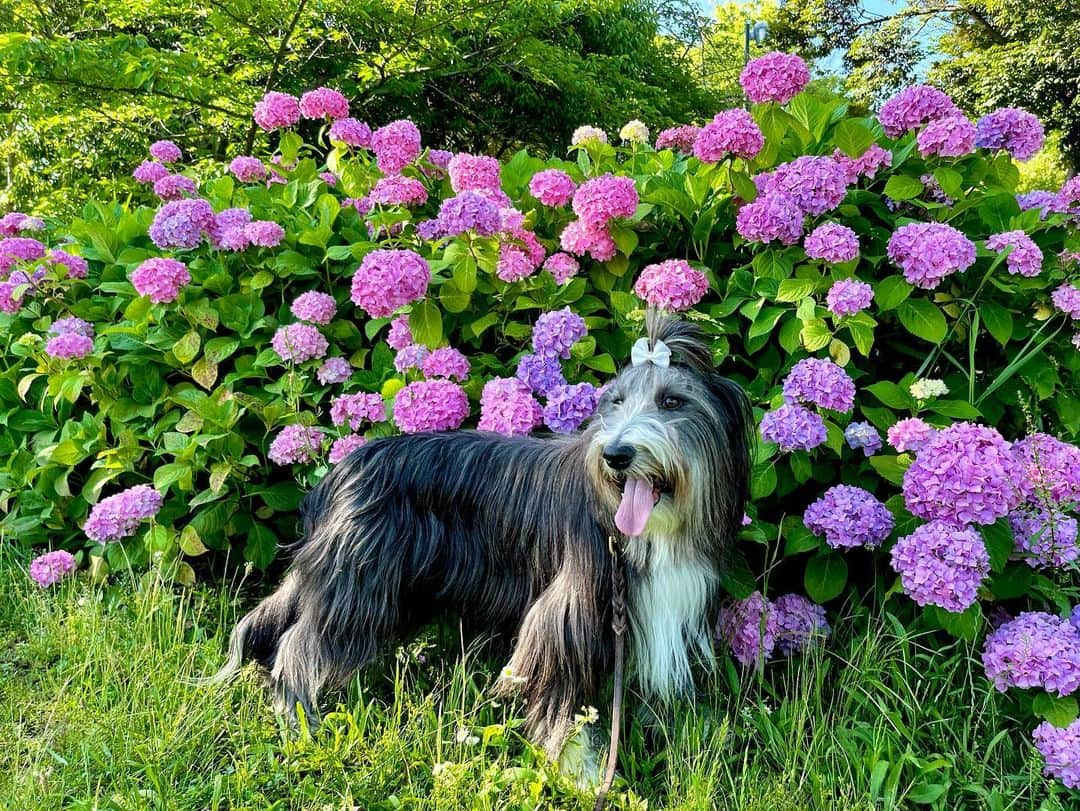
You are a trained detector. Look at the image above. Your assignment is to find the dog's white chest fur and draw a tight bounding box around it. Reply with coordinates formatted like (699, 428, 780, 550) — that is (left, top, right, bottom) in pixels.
(626, 534, 716, 700)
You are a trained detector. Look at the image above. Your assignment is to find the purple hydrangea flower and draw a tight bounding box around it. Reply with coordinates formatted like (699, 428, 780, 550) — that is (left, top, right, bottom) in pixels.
(84, 485, 163, 542)
(516, 353, 566, 396)
(229, 156, 266, 182)
(386, 315, 413, 351)
(572, 174, 638, 230)
(1051, 284, 1080, 320)
(773, 593, 830, 655)
(271, 323, 329, 364)
(782, 358, 856, 412)
(716, 592, 777, 669)
(826, 279, 874, 317)
(393, 343, 429, 373)
(879, 85, 959, 138)
(153, 174, 197, 201)
(887, 222, 976, 289)
(982, 612, 1080, 696)
(759, 403, 827, 452)
(694, 109, 765, 162)
(133, 160, 169, 184)
(1011, 433, 1080, 505)
(29, 550, 77, 587)
(740, 51, 810, 104)
(916, 115, 976, 158)
(890, 521, 989, 612)
(1009, 508, 1079, 569)
(975, 108, 1044, 161)
(478, 377, 543, 436)
(805, 223, 860, 264)
(887, 417, 935, 454)
(130, 258, 192, 303)
(543, 382, 599, 433)
(49, 317, 94, 338)
(985, 230, 1043, 278)
(902, 422, 1027, 525)
(328, 118, 372, 148)
(149, 140, 182, 163)
(45, 332, 93, 359)
(330, 392, 386, 430)
(328, 434, 367, 464)
(1016, 190, 1056, 217)
(290, 291, 337, 325)
(254, 91, 301, 130)
(148, 198, 215, 249)
(317, 357, 352, 385)
(422, 347, 470, 381)
(755, 156, 849, 217)
(268, 424, 324, 465)
(844, 421, 882, 456)
(46, 250, 88, 279)
(532, 307, 587, 359)
(1032, 720, 1080, 789)
(371, 119, 422, 174)
(804, 484, 894, 549)
(393, 380, 470, 433)
(736, 192, 804, 245)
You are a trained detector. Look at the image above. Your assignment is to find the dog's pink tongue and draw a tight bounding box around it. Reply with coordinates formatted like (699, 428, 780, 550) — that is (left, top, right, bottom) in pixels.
(614, 477, 654, 537)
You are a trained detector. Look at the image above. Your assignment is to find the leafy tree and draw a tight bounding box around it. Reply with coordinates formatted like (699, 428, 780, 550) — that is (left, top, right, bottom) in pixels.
(0, 0, 718, 213)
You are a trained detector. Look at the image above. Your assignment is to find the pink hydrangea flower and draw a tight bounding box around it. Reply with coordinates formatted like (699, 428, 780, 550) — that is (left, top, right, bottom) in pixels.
(329, 118, 372, 148)
(46, 250, 88, 279)
(826, 279, 873, 316)
(740, 51, 810, 104)
(448, 153, 502, 194)
(879, 85, 959, 138)
(0, 212, 44, 235)
(735, 192, 804, 245)
(572, 174, 638, 229)
(543, 252, 580, 284)
(496, 244, 536, 282)
(975, 108, 1044, 161)
(478, 377, 543, 436)
(393, 380, 469, 433)
(329, 434, 367, 464)
(130, 257, 191, 303)
(693, 109, 764, 162)
(370, 176, 428, 207)
(887, 222, 976, 289)
(45, 332, 94, 359)
(268, 424, 324, 465)
(244, 220, 285, 248)
(290, 291, 337, 325)
(331, 392, 386, 429)
(133, 160, 169, 184)
(84, 485, 163, 542)
(253, 91, 301, 130)
(153, 174, 197, 201)
(559, 219, 618, 262)
(371, 120, 422, 174)
(529, 169, 577, 207)
(805, 223, 860, 264)
(887, 417, 935, 453)
(655, 125, 700, 154)
(422, 347, 470, 381)
(985, 230, 1043, 277)
(1051, 283, 1080, 319)
(271, 323, 329, 363)
(299, 87, 349, 119)
(29, 550, 77, 587)
(229, 156, 267, 182)
(832, 144, 892, 183)
(317, 357, 352, 385)
(350, 249, 431, 318)
(916, 115, 976, 158)
(386, 315, 413, 350)
(149, 140, 182, 163)
(633, 259, 709, 311)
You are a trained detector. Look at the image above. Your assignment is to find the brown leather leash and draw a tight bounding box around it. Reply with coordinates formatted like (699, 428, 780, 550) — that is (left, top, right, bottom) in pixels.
(594, 535, 627, 811)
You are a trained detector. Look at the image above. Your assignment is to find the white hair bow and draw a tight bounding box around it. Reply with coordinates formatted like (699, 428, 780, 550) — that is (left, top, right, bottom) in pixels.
(630, 337, 671, 368)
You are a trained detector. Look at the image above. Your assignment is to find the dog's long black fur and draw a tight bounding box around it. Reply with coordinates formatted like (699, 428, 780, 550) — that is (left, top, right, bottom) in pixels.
(212, 317, 752, 761)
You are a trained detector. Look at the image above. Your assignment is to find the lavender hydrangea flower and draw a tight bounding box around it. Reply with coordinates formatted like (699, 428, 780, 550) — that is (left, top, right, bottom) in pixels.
(478, 377, 543, 436)
(330, 393, 386, 430)
(1016, 190, 1056, 217)
(543, 382, 599, 433)
(133, 160, 169, 184)
(773, 593, 830, 655)
(916, 115, 976, 158)
(422, 347, 470, 381)
(393, 343, 429, 373)
(887, 222, 976, 289)
(84, 485, 163, 542)
(1051, 284, 1080, 320)
(543, 252, 580, 284)
(49, 317, 94, 338)
(735, 192, 804, 245)
(887, 417, 935, 453)
(826, 279, 874, 317)
(317, 357, 352, 385)
(149, 140, 182, 163)
(985, 230, 1043, 278)
(386, 316, 412, 351)
(1032, 720, 1080, 789)
(975, 108, 1045, 162)
(755, 156, 849, 216)
(879, 85, 959, 138)
(290, 291, 337, 325)
(1011, 433, 1080, 505)
(45, 332, 94, 359)
(982, 612, 1080, 695)
(268, 424, 325, 465)
(804, 485, 894, 549)
(29, 550, 77, 587)
(532, 307, 587, 359)
(716, 592, 777, 669)
(148, 198, 215, 249)
(1009, 508, 1079, 569)
(760, 403, 827, 452)
(516, 353, 566, 396)
(903, 422, 1027, 525)
(782, 358, 856, 412)
(153, 174, 197, 201)
(891, 521, 989, 612)
(844, 421, 882, 456)
(329, 118, 372, 148)
(805, 223, 860, 264)
(1071, 605, 1080, 633)
(328, 434, 367, 464)
(271, 323, 329, 364)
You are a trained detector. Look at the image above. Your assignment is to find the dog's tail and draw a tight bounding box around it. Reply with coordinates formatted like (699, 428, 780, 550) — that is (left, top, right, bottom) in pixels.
(193, 571, 301, 686)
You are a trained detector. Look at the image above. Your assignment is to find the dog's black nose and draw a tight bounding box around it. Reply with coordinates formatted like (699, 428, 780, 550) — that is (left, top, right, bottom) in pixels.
(603, 444, 636, 471)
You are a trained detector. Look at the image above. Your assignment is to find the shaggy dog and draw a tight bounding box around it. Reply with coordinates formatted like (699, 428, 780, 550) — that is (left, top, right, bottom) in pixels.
(210, 315, 751, 775)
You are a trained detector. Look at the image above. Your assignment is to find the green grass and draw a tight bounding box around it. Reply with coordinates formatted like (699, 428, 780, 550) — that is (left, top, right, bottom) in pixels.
(0, 550, 1072, 810)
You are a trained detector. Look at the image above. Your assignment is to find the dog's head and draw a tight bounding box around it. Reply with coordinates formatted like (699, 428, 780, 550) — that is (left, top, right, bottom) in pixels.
(585, 312, 751, 543)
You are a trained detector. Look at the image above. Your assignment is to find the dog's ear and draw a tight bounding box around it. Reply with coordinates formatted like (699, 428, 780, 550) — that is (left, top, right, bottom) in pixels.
(645, 308, 714, 376)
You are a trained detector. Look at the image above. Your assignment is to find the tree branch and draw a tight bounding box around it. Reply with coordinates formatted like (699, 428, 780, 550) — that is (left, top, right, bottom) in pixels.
(243, 0, 311, 153)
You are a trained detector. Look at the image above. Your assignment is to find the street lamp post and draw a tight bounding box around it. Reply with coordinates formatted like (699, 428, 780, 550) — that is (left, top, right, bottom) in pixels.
(744, 20, 770, 64)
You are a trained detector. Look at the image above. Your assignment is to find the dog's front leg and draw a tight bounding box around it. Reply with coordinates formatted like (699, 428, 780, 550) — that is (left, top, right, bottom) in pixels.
(496, 564, 611, 787)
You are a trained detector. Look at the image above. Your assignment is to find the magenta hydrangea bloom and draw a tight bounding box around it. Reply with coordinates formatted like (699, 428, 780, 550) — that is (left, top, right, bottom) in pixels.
(49, 316, 94, 338)
(351, 249, 431, 318)
(148, 198, 215, 249)
(832, 144, 892, 183)
(0, 237, 46, 273)
(516, 353, 566, 396)
(299, 87, 349, 119)
(393, 380, 469, 433)
(496, 244, 536, 282)
(153, 174, 197, 201)
(370, 175, 428, 207)
(1032, 720, 1080, 789)
(543, 252, 580, 284)
(654, 125, 700, 154)
(756, 156, 849, 216)
(268, 424, 325, 465)
(916, 115, 976, 158)
(130, 257, 191, 304)
(422, 347, 470, 381)
(532, 307, 587, 359)
(386, 315, 413, 350)
(29, 549, 77, 587)
(317, 357, 352, 385)
(447, 153, 502, 194)
(1009, 508, 1079, 569)
(844, 421, 882, 456)
(740, 51, 810, 104)
(559, 218, 617, 261)
(982, 612, 1080, 696)
(46, 250, 88, 279)
(1011, 433, 1080, 504)
(633, 259, 709, 311)
(887, 222, 976, 289)
(271, 323, 329, 364)
(887, 417, 935, 453)
(716, 592, 777, 669)
(572, 174, 638, 229)
(826, 279, 874, 317)
(228, 156, 266, 183)
(478, 377, 543, 436)
(84, 484, 163, 542)
(903, 422, 1027, 525)
(328, 434, 367, 464)
(879, 85, 959, 138)
(1051, 283, 1080, 320)
(529, 169, 576, 207)
(805, 223, 860, 265)
(985, 230, 1043, 277)
(0, 212, 45, 236)
(253, 91, 301, 130)
(45, 332, 93, 359)
(891, 521, 988, 612)
(782, 358, 855, 412)
(371, 119, 422, 174)
(149, 140, 182, 163)
(693, 109, 764, 162)
(133, 160, 169, 184)
(437, 191, 502, 237)
(290, 291, 337, 325)
(245, 221, 285, 248)
(773, 593, 830, 655)
(330, 392, 386, 429)
(759, 403, 827, 452)
(804, 484, 894, 549)
(975, 108, 1044, 161)
(208, 207, 252, 251)
(543, 382, 600, 433)
(329, 118, 372, 148)
(736, 192, 804, 245)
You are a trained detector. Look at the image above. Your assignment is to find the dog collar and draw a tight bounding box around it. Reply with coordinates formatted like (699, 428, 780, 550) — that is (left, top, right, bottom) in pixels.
(630, 337, 671, 368)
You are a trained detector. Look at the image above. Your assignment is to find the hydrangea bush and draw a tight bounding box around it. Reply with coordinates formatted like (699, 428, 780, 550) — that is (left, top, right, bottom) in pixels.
(2, 57, 1079, 790)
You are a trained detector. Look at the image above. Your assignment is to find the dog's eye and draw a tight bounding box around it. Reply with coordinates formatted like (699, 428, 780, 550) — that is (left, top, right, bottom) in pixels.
(660, 395, 682, 410)
(609, 394, 623, 406)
